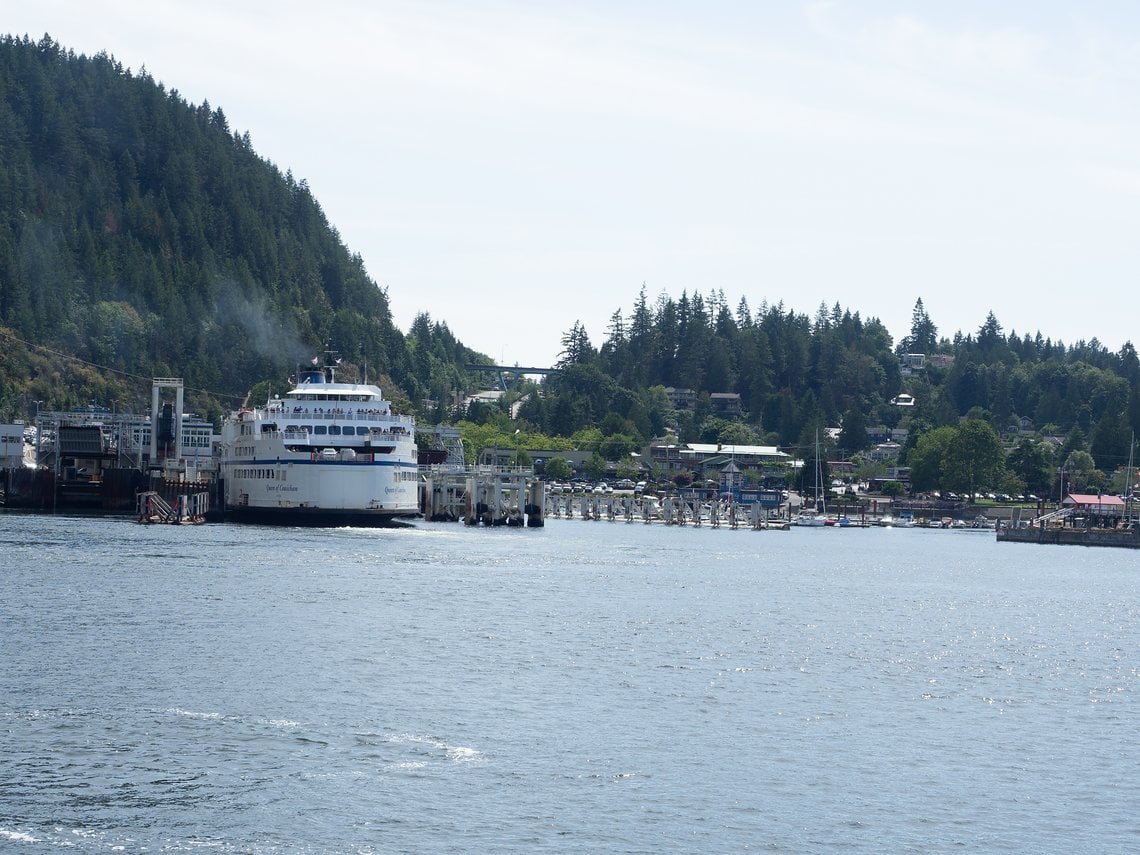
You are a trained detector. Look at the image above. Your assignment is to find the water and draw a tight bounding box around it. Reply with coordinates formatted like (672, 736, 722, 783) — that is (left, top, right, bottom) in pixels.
(1, 514, 1137, 853)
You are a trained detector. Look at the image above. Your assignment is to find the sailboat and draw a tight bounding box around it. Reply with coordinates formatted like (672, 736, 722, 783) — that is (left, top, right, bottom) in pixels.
(793, 430, 828, 527)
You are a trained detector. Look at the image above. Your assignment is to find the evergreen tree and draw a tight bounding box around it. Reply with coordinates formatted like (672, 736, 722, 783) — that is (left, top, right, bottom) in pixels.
(837, 406, 871, 454)
(557, 321, 595, 368)
(902, 298, 937, 354)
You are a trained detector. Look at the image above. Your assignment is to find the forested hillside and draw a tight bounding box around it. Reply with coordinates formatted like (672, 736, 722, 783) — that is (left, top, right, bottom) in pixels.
(0, 34, 479, 421)
(2, 34, 1138, 496)
(485, 290, 1140, 496)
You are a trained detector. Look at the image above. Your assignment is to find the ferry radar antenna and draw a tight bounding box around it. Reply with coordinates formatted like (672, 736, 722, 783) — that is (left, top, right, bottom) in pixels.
(321, 346, 343, 382)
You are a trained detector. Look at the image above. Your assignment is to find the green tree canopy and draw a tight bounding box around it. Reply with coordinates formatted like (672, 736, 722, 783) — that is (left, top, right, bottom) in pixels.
(906, 426, 956, 493)
(942, 420, 1005, 498)
(837, 406, 870, 454)
(1063, 450, 1097, 493)
(1006, 438, 1056, 496)
(543, 456, 573, 481)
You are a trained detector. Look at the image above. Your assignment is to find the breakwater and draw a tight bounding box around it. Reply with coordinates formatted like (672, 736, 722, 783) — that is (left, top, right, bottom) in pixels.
(997, 523, 1140, 548)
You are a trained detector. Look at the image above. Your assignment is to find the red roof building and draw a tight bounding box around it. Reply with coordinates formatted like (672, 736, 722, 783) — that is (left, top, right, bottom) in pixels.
(1062, 493, 1126, 514)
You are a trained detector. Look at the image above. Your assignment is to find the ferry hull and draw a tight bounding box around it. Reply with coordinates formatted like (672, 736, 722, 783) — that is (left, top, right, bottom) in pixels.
(221, 462, 419, 526)
(223, 504, 416, 527)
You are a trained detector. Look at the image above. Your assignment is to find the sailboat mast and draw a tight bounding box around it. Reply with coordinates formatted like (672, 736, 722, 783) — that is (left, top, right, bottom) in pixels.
(1127, 432, 1135, 522)
(816, 428, 825, 514)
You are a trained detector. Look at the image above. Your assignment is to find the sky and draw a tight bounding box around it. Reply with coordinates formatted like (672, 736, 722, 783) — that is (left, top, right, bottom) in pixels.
(8, 1, 1140, 367)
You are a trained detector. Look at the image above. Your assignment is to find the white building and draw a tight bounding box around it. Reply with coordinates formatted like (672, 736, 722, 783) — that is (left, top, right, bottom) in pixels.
(1, 423, 27, 468)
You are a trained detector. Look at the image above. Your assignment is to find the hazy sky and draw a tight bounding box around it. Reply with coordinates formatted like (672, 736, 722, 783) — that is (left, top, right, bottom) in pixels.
(9, 2, 1140, 367)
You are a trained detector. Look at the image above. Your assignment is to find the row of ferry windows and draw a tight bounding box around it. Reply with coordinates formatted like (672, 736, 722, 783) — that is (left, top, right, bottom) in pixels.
(293, 394, 371, 401)
(235, 468, 284, 480)
(234, 468, 416, 482)
(285, 425, 380, 436)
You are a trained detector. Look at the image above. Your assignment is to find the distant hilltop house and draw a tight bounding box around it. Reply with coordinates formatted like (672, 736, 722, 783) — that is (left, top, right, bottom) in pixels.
(1002, 416, 1037, 438)
(709, 392, 742, 416)
(899, 353, 925, 376)
(664, 387, 697, 410)
(891, 393, 916, 407)
(663, 388, 742, 416)
(867, 441, 903, 463)
(866, 425, 908, 444)
(899, 352, 953, 377)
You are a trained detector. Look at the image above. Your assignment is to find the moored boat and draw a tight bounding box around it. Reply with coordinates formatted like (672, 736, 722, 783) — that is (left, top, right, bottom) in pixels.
(794, 430, 829, 527)
(792, 509, 827, 527)
(219, 354, 418, 525)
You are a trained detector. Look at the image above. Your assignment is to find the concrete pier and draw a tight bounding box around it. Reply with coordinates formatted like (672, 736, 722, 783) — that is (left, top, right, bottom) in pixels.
(419, 466, 543, 528)
(416, 475, 803, 533)
(542, 493, 792, 530)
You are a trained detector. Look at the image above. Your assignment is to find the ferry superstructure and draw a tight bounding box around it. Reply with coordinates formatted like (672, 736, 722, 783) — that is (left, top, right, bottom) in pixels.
(220, 359, 418, 525)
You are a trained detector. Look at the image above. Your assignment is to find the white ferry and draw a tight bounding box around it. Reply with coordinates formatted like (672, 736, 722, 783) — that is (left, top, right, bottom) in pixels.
(220, 356, 419, 525)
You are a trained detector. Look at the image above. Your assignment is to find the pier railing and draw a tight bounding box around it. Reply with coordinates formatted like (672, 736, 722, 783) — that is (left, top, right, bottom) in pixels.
(136, 489, 208, 524)
(1026, 506, 1076, 526)
(266, 406, 415, 425)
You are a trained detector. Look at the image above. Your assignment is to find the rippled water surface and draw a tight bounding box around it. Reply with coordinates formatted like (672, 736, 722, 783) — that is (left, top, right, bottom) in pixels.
(1, 513, 1137, 852)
